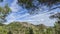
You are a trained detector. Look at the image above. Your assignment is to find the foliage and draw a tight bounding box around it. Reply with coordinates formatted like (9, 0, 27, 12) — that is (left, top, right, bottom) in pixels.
(7, 31, 13, 34)
(0, 0, 3, 2)
(17, 0, 60, 14)
(0, 22, 59, 34)
(18, 0, 60, 8)
(50, 12, 60, 34)
(29, 27, 34, 34)
(0, 4, 11, 23)
(38, 0, 60, 6)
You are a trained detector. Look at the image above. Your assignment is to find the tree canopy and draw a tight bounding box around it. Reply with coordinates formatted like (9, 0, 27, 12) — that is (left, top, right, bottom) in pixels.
(18, 0, 60, 8)
(50, 13, 60, 20)
(0, 0, 3, 2)
(0, 4, 11, 23)
(50, 12, 60, 34)
(17, 0, 60, 14)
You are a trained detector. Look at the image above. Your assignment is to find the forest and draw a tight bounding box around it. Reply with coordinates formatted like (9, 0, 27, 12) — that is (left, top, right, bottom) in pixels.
(0, 0, 60, 34)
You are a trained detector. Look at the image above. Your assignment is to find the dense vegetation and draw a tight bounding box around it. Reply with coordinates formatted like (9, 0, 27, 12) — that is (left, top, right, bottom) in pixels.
(0, 21, 60, 34)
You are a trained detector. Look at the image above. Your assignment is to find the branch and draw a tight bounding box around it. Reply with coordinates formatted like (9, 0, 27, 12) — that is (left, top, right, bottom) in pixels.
(48, 6, 60, 11)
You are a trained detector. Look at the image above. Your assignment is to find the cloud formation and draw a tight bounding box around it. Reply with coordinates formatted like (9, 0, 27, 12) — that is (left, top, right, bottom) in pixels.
(1, 0, 59, 26)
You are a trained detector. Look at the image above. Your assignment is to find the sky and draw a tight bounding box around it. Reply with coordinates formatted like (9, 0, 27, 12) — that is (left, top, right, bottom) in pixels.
(0, 0, 60, 26)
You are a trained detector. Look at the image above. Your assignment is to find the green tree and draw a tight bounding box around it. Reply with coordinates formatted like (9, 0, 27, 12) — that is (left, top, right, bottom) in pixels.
(0, 4, 11, 23)
(7, 31, 13, 34)
(46, 27, 53, 34)
(50, 13, 60, 34)
(37, 24, 46, 34)
(29, 27, 34, 34)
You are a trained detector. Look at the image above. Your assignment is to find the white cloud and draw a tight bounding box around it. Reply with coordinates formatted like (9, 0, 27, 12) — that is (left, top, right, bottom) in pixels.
(5, 0, 58, 26)
(17, 11, 55, 26)
(15, 13, 29, 19)
(27, 14, 55, 26)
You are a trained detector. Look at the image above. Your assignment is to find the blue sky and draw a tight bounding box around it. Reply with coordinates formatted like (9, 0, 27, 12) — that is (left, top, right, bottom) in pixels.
(0, 0, 60, 26)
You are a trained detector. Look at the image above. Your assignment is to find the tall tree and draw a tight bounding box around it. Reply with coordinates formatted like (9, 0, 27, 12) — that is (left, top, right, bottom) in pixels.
(50, 12, 60, 34)
(0, 4, 11, 23)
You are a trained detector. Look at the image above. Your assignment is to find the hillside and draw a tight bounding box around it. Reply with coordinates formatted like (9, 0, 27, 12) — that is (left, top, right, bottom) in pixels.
(6, 22, 40, 34)
(0, 22, 56, 34)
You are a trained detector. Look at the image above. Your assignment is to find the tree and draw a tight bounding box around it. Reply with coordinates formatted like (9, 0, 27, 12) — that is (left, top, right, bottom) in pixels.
(0, 0, 3, 2)
(29, 27, 34, 34)
(46, 27, 53, 34)
(50, 13, 60, 34)
(7, 31, 13, 34)
(17, 0, 60, 14)
(0, 23, 4, 26)
(37, 24, 46, 34)
(0, 4, 11, 23)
